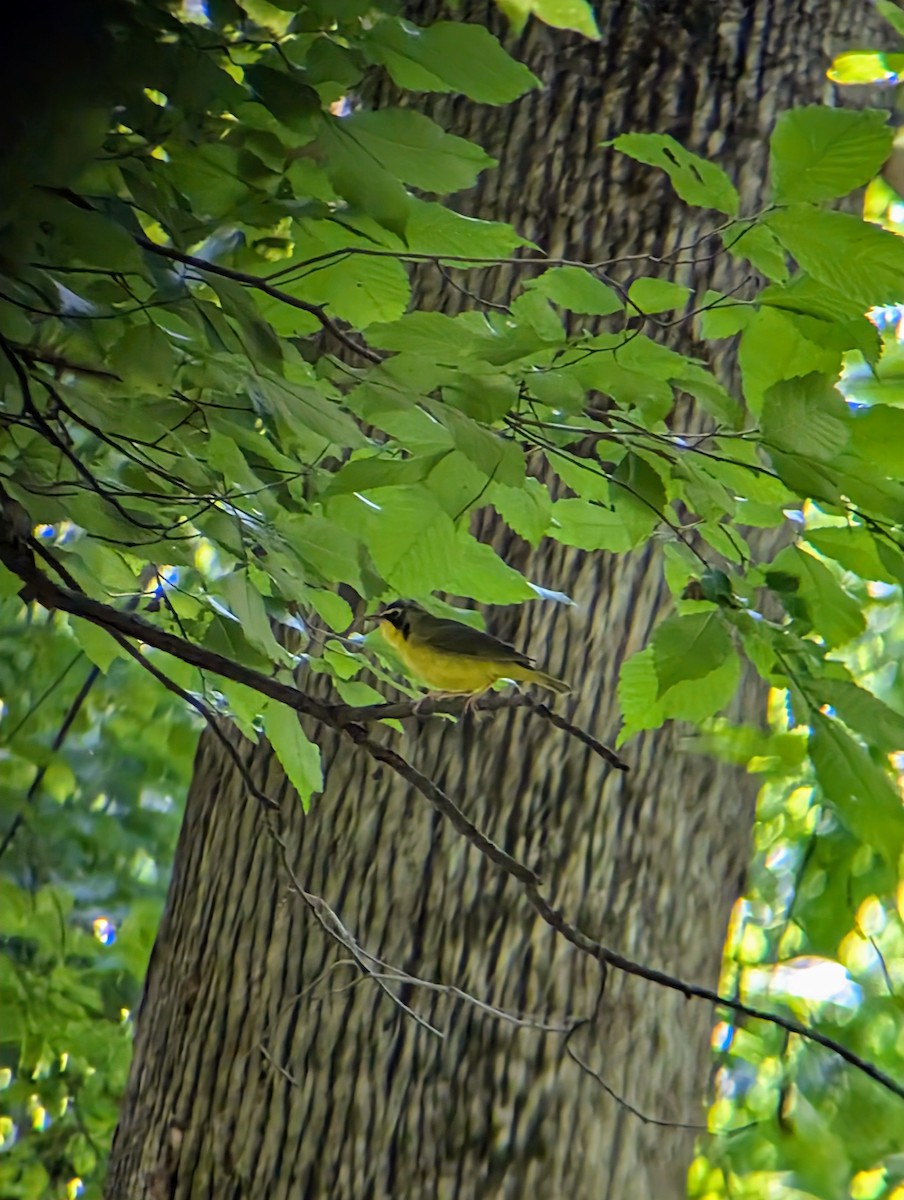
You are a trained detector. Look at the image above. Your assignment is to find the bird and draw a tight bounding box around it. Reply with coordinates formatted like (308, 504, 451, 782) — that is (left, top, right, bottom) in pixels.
(373, 600, 570, 701)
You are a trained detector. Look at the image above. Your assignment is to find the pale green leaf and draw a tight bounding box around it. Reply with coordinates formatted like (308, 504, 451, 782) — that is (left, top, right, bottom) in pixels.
(722, 223, 790, 282)
(497, 0, 599, 37)
(529, 266, 622, 316)
(817, 679, 904, 755)
(549, 498, 632, 551)
(489, 478, 552, 544)
(70, 618, 125, 674)
(628, 278, 692, 314)
(264, 703, 322, 810)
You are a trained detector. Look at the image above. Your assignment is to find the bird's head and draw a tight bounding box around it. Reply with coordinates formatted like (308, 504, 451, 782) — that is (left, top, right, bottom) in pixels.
(377, 599, 420, 635)
(362, 599, 421, 637)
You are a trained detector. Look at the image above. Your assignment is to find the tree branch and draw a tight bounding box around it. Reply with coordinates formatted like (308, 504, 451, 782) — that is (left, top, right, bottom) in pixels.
(2, 496, 899, 1103)
(364, 738, 904, 1104)
(132, 235, 381, 365)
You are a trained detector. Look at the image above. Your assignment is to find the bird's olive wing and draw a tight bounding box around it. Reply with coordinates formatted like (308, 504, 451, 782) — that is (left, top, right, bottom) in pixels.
(414, 616, 534, 666)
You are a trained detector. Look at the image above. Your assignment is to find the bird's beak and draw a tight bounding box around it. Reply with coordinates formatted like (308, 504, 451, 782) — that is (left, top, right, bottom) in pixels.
(360, 611, 385, 626)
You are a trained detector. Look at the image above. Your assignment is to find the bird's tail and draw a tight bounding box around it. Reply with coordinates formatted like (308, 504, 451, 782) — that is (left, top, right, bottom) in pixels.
(512, 666, 571, 695)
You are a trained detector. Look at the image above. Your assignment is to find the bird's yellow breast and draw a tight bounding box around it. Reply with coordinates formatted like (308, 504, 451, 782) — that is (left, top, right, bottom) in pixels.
(380, 621, 507, 694)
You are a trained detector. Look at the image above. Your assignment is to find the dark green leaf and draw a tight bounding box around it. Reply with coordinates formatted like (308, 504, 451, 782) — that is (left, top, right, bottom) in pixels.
(650, 611, 732, 696)
(608, 132, 739, 215)
(810, 713, 904, 859)
(365, 18, 539, 104)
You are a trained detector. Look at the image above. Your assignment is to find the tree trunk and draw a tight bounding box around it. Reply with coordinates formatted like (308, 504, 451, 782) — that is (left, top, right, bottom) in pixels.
(106, 4, 886, 1198)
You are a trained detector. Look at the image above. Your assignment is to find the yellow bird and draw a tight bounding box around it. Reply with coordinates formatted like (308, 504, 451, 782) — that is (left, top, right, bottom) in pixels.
(375, 600, 570, 699)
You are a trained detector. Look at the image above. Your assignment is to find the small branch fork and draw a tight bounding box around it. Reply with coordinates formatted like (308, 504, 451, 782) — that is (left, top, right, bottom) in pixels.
(1, 503, 902, 1108)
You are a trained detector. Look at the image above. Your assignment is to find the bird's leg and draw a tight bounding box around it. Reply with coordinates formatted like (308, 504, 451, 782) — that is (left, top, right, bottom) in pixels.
(461, 690, 488, 716)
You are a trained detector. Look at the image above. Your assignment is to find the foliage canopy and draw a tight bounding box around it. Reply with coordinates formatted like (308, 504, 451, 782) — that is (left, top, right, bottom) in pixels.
(4, 1, 904, 1197)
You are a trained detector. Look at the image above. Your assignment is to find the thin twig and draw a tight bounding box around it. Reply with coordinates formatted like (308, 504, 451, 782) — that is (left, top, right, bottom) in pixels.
(132, 235, 381, 365)
(3, 509, 903, 1100)
(270, 825, 443, 1038)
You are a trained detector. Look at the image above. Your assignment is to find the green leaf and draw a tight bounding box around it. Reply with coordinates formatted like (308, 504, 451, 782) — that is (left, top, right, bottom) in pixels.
(760, 373, 851, 463)
(323, 453, 448, 497)
(244, 64, 321, 134)
(627, 278, 692, 314)
(760, 275, 880, 362)
(445, 531, 535, 602)
(739, 309, 840, 412)
(571, 355, 673, 420)
(610, 452, 666, 545)
(442, 411, 524, 486)
(365, 18, 540, 104)
(347, 380, 455, 453)
(877, 0, 904, 36)
(810, 713, 904, 858)
(529, 265, 622, 316)
(673, 363, 739, 425)
(817, 679, 904, 755)
(215, 571, 292, 666)
(406, 200, 531, 257)
(279, 220, 411, 327)
(849, 405, 904, 479)
(548, 498, 632, 551)
(497, 0, 599, 37)
(70, 618, 124, 674)
(33, 193, 146, 274)
(525, 368, 587, 412)
(109, 322, 178, 392)
(332, 109, 495, 194)
(617, 645, 740, 742)
(608, 132, 739, 215)
(261, 374, 368, 450)
(165, 142, 255, 220)
(617, 647, 662, 742)
(263, 703, 322, 810)
(698, 296, 752, 339)
(275, 514, 367, 591)
(338, 486, 532, 600)
(548, 449, 611, 502)
(219, 678, 263, 742)
(722, 223, 790, 282)
(509, 290, 565, 342)
(768, 207, 904, 308)
(805, 525, 902, 584)
(442, 373, 519, 422)
(770, 107, 893, 204)
(650, 612, 732, 696)
(488, 477, 552, 544)
(319, 118, 410, 237)
(768, 545, 866, 647)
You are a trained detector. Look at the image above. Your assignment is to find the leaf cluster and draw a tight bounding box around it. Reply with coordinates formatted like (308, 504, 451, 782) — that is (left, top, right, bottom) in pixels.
(3, 0, 904, 1195)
